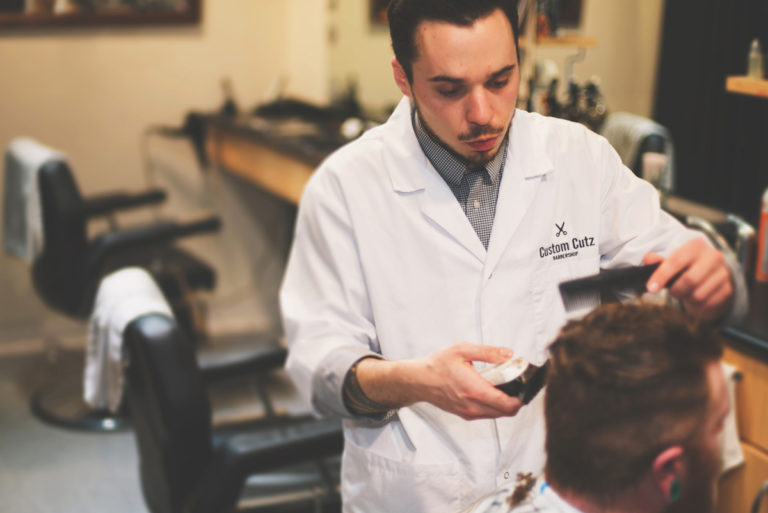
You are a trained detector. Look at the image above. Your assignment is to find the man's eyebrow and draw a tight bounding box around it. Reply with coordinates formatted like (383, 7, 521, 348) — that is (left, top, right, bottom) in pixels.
(489, 64, 516, 79)
(427, 75, 463, 84)
(427, 64, 516, 84)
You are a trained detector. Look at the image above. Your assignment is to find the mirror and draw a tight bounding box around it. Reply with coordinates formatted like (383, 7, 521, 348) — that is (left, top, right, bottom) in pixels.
(0, 0, 201, 29)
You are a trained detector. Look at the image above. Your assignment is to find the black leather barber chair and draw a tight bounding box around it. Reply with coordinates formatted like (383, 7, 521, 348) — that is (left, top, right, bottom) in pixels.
(600, 111, 675, 192)
(27, 154, 220, 431)
(3, 138, 286, 431)
(125, 312, 343, 513)
(598, 115, 756, 276)
(33, 157, 219, 330)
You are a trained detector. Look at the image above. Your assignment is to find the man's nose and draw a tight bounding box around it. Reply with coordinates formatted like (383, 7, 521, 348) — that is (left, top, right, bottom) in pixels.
(466, 89, 492, 126)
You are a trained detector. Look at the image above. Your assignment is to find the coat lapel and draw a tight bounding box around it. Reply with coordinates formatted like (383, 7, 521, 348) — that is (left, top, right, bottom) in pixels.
(485, 111, 554, 274)
(418, 171, 487, 263)
(385, 98, 486, 263)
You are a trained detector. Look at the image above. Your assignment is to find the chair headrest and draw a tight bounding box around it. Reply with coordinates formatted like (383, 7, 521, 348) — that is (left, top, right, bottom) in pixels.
(3, 137, 67, 262)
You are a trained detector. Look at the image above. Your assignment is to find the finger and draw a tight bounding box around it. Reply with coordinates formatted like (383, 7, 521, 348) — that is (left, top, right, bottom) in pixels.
(679, 265, 730, 306)
(646, 239, 708, 293)
(460, 372, 524, 416)
(684, 281, 733, 321)
(454, 342, 513, 364)
(668, 249, 725, 298)
(460, 389, 523, 420)
(438, 369, 524, 419)
(699, 283, 734, 319)
(453, 367, 519, 413)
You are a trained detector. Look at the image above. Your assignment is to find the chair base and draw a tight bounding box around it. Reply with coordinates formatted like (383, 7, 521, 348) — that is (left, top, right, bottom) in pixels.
(30, 371, 129, 432)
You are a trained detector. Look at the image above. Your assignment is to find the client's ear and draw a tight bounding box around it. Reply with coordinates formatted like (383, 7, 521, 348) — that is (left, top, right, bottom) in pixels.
(652, 446, 685, 503)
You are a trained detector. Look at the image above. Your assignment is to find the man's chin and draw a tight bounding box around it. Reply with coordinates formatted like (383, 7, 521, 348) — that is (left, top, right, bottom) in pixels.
(463, 148, 499, 166)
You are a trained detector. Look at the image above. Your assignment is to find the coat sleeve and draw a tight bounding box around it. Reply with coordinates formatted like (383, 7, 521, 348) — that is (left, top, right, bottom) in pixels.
(595, 136, 748, 323)
(280, 164, 381, 418)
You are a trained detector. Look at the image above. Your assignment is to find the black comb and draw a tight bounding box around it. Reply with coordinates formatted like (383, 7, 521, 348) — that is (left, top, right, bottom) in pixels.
(558, 263, 665, 313)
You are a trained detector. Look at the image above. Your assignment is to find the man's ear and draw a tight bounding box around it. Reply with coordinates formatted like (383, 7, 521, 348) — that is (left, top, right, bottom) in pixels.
(392, 57, 412, 97)
(652, 446, 686, 504)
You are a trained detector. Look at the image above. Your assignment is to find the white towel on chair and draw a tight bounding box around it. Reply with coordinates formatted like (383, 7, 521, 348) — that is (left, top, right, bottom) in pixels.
(719, 361, 744, 475)
(84, 267, 173, 412)
(2, 138, 66, 262)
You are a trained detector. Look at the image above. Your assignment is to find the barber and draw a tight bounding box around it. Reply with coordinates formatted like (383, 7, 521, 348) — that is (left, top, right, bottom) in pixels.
(279, 1, 747, 511)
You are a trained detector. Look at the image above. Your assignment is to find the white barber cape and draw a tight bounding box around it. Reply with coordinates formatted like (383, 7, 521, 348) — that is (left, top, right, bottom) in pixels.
(462, 478, 582, 513)
(280, 98, 711, 512)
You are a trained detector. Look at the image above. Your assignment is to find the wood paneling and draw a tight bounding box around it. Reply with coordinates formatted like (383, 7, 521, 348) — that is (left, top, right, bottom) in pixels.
(718, 443, 768, 513)
(724, 345, 768, 450)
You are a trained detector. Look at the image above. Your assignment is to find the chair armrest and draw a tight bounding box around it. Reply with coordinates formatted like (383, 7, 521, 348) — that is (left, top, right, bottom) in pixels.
(86, 215, 221, 272)
(93, 215, 220, 250)
(81, 188, 167, 218)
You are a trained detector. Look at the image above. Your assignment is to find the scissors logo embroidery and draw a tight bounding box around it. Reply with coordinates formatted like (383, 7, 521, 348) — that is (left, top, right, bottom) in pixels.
(555, 222, 567, 237)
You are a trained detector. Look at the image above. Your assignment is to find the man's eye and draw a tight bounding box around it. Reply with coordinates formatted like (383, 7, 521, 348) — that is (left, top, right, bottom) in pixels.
(488, 78, 509, 89)
(437, 87, 464, 98)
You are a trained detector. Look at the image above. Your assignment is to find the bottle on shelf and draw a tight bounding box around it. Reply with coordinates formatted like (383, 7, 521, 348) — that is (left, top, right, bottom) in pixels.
(755, 186, 768, 282)
(747, 38, 764, 80)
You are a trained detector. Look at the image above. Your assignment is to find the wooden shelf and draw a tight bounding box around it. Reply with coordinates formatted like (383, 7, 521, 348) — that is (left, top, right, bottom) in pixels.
(726, 76, 768, 99)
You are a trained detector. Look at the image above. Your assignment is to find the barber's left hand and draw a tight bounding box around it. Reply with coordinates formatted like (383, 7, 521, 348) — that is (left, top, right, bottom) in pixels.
(643, 238, 733, 321)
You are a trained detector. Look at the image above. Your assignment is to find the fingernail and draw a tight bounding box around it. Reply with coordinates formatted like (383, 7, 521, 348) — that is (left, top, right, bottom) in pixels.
(648, 282, 660, 293)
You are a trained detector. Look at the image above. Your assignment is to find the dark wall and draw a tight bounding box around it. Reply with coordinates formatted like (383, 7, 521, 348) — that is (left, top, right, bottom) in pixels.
(654, 0, 768, 227)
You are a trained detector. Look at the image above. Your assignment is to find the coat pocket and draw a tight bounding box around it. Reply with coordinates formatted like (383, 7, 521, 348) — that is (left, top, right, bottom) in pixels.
(341, 439, 465, 512)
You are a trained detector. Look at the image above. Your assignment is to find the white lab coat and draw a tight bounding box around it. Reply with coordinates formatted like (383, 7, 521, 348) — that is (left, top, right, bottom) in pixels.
(280, 98, 707, 512)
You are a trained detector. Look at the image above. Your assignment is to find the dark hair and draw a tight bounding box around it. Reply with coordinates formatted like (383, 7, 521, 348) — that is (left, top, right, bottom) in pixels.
(544, 303, 723, 498)
(387, 0, 520, 82)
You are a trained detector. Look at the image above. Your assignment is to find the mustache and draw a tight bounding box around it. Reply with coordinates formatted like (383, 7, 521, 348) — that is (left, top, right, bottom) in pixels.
(458, 125, 505, 141)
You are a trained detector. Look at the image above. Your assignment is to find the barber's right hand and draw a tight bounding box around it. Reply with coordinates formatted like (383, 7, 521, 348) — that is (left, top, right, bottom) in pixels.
(411, 342, 523, 420)
(355, 343, 524, 420)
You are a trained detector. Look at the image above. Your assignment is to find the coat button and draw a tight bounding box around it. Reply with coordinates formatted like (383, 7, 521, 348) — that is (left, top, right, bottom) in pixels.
(504, 472, 510, 479)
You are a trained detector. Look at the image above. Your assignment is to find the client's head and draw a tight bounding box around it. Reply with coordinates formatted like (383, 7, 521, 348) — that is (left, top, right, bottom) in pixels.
(544, 303, 729, 513)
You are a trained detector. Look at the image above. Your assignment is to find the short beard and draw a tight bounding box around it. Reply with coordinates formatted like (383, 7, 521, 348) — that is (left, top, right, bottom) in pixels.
(411, 99, 506, 167)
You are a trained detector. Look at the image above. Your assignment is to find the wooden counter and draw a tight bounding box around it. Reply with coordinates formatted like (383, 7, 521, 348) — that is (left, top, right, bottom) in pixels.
(718, 281, 768, 513)
(205, 119, 320, 206)
(204, 111, 350, 206)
